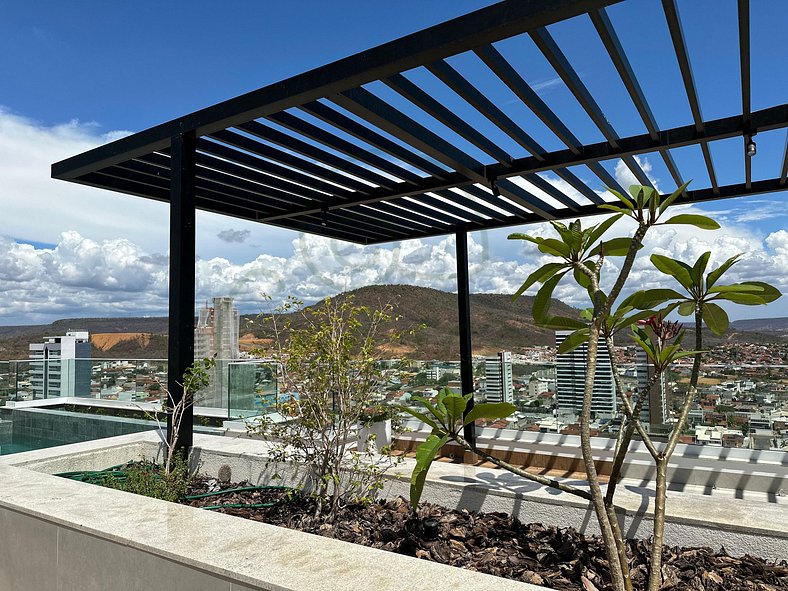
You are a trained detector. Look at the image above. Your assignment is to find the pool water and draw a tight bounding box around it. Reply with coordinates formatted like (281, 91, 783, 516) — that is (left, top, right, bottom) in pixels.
(0, 435, 63, 456)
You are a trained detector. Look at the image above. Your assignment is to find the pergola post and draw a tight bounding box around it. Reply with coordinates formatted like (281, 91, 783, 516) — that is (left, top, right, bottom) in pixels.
(167, 131, 197, 452)
(456, 230, 476, 447)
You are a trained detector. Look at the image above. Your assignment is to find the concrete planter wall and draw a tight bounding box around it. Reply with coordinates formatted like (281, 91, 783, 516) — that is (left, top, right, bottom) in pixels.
(1, 432, 785, 591)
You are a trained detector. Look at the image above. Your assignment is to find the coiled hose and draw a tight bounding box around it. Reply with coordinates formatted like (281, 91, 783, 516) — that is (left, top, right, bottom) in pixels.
(55, 464, 299, 510)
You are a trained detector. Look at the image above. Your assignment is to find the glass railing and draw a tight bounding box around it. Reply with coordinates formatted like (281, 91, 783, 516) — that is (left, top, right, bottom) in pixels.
(0, 358, 280, 419)
(394, 359, 787, 452)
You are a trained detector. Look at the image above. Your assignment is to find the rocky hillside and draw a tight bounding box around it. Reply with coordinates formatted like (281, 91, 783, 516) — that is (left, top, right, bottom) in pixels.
(0, 285, 783, 360)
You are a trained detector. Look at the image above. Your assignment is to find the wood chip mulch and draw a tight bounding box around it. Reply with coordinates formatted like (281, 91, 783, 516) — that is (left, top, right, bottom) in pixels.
(184, 480, 788, 591)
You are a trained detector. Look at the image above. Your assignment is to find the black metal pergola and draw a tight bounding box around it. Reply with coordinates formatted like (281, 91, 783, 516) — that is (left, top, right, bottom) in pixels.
(52, 0, 787, 449)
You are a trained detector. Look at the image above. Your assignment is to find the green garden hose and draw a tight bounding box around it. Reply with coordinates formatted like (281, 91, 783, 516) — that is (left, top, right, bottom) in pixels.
(55, 465, 299, 509)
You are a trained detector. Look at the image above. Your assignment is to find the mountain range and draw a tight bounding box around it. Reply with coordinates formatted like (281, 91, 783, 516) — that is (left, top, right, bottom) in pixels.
(0, 285, 785, 361)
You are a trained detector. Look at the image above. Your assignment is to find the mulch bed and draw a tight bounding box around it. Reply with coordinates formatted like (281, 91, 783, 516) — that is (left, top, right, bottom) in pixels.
(184, 479, 787, 591)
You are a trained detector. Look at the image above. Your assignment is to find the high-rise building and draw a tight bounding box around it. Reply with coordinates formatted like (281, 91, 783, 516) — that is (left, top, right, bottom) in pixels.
(29, 331, 91, 398)
(484, 351, 513, 404)
(635, 349, 668, 429)
(555, 331, 616, 419)
(194, 297, 240, 408)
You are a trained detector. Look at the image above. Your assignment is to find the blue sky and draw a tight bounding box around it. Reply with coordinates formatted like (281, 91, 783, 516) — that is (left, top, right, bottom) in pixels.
(0, 0, 786, 325)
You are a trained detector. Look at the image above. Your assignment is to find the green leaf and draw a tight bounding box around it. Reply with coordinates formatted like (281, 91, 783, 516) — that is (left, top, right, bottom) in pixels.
(442, 395, 468, 431)
(410, 433, 448, 508)
(411, 396, 446, 429)
(598, 204, 628, 214)
(536, 238, 571, 258)
(739, 281, 781, 304)
(707, 283, 765, 294)
(690, 252, 711, 285)
(611, 309, 659, 333)
(658, 180, 691, 214)
(536, 315, 588, 331)
(573, 262, 593, 289)
(533, 272, 566, 321)
(397, 405, 441, 432)
(626, 288, 686, 309)
(705, 254, 741, 288)
(650, 254, 695, 291)
(606, 188, 634, 209)
(557, 328, 589, 354)
(589, 237, 637, 258)
(585, 214, 623, 249)
(662, 214, 720, 230)
(512, 263, 565, 301)
(702, 302, 729, 335)
(463, 402, 517, 426)
(678, 301, 695, 316)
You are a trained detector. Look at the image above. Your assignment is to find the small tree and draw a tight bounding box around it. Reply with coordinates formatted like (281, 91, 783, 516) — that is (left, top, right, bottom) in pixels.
(145, 358, 215, 475)
(401, 183, 780, 591)
(249, 296, 407, 520)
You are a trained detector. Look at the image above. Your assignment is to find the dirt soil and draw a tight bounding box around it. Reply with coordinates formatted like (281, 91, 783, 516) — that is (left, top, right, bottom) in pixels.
(184, 480, 788, 591)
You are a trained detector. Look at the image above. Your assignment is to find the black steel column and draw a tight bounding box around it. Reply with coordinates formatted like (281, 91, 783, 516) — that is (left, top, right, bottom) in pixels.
(167, 131, 197, 452)
(456, 230, 476, 446)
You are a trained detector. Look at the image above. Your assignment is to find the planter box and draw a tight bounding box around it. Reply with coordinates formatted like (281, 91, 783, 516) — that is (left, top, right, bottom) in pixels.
(1, 431, 785, 591)
(0, 432, 544, 591)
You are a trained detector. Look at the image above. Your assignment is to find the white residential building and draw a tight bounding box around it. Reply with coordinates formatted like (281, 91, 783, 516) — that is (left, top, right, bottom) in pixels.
(555, 331, 616, 420)
(194, 297, 240, 408)
(28, 331, 91, 398)
(484, 351, 513, 404)
(635, 349, 668, 429)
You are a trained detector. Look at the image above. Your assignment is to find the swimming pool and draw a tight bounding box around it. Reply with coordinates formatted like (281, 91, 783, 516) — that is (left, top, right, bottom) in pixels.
(0, 434, 63, 455)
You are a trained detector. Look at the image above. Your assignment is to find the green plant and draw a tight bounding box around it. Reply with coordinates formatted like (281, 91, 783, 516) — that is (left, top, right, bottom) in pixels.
(248, 296, 408, 520)
(103, 454, 191, 502)
(402, 183, 780, 591)
(141, 358, 215, 474)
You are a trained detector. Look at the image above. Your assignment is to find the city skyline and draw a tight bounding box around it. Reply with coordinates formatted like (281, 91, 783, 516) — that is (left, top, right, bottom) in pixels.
(1, 1, 787, 325)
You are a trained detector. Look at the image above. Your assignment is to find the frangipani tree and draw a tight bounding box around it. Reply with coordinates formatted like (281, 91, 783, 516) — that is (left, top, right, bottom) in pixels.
(401, 182, 780, 591)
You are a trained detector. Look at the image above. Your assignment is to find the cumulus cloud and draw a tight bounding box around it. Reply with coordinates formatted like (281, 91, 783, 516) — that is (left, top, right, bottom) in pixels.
(217, 229, 251, 243)
(2, 202, 787, 325)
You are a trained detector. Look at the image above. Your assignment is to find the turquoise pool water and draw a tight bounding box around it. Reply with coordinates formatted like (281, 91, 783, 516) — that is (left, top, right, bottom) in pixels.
(0, 435, 62, 455)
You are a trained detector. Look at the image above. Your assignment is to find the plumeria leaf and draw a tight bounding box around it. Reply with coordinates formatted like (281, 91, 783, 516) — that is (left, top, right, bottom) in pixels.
(586, 214, 624, 248)
(706, 254, 741, 289)
(463, 402, 517, 427)
(658, 180, 692, 214)
(410, 433, 448, 508)
(678, 301, 695, 316)
(650, 254, 695, 290)
(739, 281, 781, 303)
(512, 263, 566, 301)
(626, 288, 686, 309)
(607, 188, 634, 209)
(589, 237, 637, 258)
(702, 302, 729, 335)
(397, 406, 441, 432)
(533, 272, 566, 321)
(536, 315, 588, 331)
(690, 252, 711, 285)
(557, 328, 590, 354)
(662, 214, 720, 230)
(598, 204, 628, 214)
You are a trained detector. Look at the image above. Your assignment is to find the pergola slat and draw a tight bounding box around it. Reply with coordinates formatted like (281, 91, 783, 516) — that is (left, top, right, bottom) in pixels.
(237, 120, 398, 189)
(330, 87, 486, 183)
(530, 26, 654, 188)
(662, 0, 719, 194)
(383, 73, 512, 165)
(269, 110, 425, 183)
(208, 129, 376, 194)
